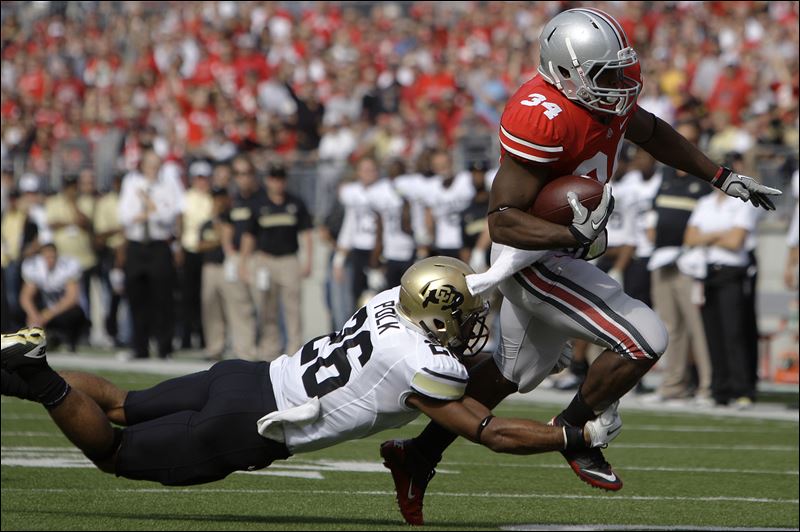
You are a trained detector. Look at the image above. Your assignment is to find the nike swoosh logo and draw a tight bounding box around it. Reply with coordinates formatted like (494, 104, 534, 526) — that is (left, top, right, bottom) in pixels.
(407, 482, 416, 501)
(591, 219, 604, 230)
(606, 426, 620, 437)
(585, 470, 617, 482)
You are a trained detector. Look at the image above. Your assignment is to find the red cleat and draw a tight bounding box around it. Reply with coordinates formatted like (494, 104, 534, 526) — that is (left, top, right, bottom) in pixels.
(380, 439, 436, 526)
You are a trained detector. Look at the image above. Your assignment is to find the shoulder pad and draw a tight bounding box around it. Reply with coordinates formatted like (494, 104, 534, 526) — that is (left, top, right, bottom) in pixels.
(500, 82, 569, 165)
(410, 351, 468, 401)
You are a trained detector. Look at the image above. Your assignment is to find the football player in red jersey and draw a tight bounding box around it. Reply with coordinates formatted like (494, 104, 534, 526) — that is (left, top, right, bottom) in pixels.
(381, 7, 782, 526)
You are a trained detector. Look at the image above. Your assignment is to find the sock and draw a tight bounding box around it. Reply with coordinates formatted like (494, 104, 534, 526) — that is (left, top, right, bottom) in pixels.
(558, 386, 597, 427)
(465, 245, 547, 295)
(16, 365, 71, 410)
(412, 422, 458, 467)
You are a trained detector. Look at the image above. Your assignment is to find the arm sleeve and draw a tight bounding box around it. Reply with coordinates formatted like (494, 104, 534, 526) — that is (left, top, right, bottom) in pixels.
(410, 355, 468, 401)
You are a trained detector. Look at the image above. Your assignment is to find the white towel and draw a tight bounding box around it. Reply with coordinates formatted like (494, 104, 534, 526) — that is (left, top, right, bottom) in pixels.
(257, 397, 321, 443)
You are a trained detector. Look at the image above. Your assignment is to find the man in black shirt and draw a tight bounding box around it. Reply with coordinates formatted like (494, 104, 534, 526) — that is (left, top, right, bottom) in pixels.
(199, 187, 256, 361)
(218, 156, 262, 360)
(241, 164, 313, 360)
(647, 123, 714, 403)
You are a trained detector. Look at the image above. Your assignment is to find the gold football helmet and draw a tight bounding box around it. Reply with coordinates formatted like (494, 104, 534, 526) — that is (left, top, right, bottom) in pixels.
(397, 256, 490, 355)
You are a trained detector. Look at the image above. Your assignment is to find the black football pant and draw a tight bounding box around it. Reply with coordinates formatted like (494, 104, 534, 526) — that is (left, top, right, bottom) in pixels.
(116, 360, 290, 485)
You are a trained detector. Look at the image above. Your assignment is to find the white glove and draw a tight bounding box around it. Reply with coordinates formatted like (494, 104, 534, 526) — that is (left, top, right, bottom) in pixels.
(584, 401, 622, 448)
(712, 168, 781, 211)
(549, 341, 574, 375)
(469, 247, 488, 273)
(366, 268, 387, 292)
(568, 184, 615, 246)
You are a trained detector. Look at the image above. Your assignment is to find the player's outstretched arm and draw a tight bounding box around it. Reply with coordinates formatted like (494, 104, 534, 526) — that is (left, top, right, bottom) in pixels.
(406, 394, 619, 455)
(626, 107, 781, 210)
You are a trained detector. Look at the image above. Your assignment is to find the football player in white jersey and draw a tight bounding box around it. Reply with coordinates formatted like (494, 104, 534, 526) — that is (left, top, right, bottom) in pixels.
(1, 257, 621, 523)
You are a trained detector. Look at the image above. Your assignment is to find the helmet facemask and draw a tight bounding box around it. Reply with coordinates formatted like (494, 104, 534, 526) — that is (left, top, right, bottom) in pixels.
(547, 43, 640, 116)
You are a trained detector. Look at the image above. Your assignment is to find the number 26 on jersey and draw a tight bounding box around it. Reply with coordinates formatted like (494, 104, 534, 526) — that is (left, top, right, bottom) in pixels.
(520, 93, 562, 120)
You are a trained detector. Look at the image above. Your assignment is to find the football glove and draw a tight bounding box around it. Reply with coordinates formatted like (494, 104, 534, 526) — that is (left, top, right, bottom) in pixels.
(568, 184, 615, 247)
(584, 401, 622, 448)
(711, 167, 782, 211)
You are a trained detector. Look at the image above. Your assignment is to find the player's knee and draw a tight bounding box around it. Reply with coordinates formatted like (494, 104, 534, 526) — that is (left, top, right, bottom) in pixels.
(614, 308, 668, 361)
(641, 310, 668, 361)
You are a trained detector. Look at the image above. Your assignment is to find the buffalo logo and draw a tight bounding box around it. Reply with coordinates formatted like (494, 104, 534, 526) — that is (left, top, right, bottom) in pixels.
(422, 284, 464, 311)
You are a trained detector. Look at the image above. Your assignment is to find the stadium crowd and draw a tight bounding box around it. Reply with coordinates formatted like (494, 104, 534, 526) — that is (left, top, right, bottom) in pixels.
(1, 1, 798, 408)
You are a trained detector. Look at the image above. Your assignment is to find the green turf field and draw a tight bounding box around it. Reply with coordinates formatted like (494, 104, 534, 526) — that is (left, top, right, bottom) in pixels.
(2, 370, 798, 530)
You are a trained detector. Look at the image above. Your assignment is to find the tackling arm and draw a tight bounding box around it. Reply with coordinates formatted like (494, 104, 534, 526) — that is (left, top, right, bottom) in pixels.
(407, 393, 569, 454)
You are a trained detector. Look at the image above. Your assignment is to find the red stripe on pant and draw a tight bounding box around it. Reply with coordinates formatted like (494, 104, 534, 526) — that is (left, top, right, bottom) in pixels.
(520, 267, 648, 359)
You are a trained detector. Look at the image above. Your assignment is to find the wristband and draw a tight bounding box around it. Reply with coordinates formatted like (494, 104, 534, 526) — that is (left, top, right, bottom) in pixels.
(476, 415, 495, 444)
(710, 167, 732, 187)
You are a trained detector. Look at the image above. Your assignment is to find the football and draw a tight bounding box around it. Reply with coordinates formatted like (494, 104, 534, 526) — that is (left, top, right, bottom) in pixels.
(529, 175, 605, 225)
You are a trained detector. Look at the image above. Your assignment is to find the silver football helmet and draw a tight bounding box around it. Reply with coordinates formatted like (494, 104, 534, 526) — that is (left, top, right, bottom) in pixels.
(538, 8, 641, 116)
(397, 256, 490, 355)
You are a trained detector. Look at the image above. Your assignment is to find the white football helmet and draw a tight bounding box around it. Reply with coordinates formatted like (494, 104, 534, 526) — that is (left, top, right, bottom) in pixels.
(538, 8, 641, 116)
(397, 256, 489, 355)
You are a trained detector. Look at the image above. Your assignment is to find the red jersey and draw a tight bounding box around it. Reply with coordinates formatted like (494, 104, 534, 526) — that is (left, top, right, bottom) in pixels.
(499, 75, 636, 183)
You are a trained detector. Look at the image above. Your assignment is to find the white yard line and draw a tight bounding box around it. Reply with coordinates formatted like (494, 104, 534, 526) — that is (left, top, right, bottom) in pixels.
(1, 487, 797, 506)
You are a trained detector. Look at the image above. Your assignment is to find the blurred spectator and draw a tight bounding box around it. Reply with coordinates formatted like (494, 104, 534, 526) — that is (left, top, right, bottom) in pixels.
(198, 185, 255, 361)
(460, 160, 492, 273)
(45, 173, 96, 325)
(335, 156, 379, 310)
(367, 158, 416, 289)
(424, 150, 474, 259)
(685, 185, 761, 409)
(93, 172, 125, 346)
(241, 164, 313, 360)
(1, 188, 41, 330)
(621, 149, 662, 309)
(646, 123, 715, 404)
(177, 160, 214, 350)
(20, 242, 87, 352)
(219, 155, 261, 360)
(785, 170, 799, 289)
(118, 148, 180, 359)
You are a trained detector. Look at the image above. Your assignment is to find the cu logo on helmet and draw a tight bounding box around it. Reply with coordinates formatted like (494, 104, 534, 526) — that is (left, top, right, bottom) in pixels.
(422, 284, 464, 311)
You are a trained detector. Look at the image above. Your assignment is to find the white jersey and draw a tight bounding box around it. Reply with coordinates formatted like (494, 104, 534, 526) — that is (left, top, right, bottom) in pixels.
(622, 170, 663, 258)
(367, 178, 416, 261)
(268, 287, 469, 454)
(424, 171, 475, 251)
(337, 182, 377, 251)
(394, 172, 431, 246)
(21, 254, 81, 308)
(606, 175, 637, 248)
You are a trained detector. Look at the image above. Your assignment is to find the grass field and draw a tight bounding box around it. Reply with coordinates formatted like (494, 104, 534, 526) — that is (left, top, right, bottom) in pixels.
(2, 370, 798, 531)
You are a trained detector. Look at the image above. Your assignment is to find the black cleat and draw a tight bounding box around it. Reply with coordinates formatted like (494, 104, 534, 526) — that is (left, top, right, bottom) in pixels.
(1, 328, 48, 372)
(551, 414, 623, 491)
